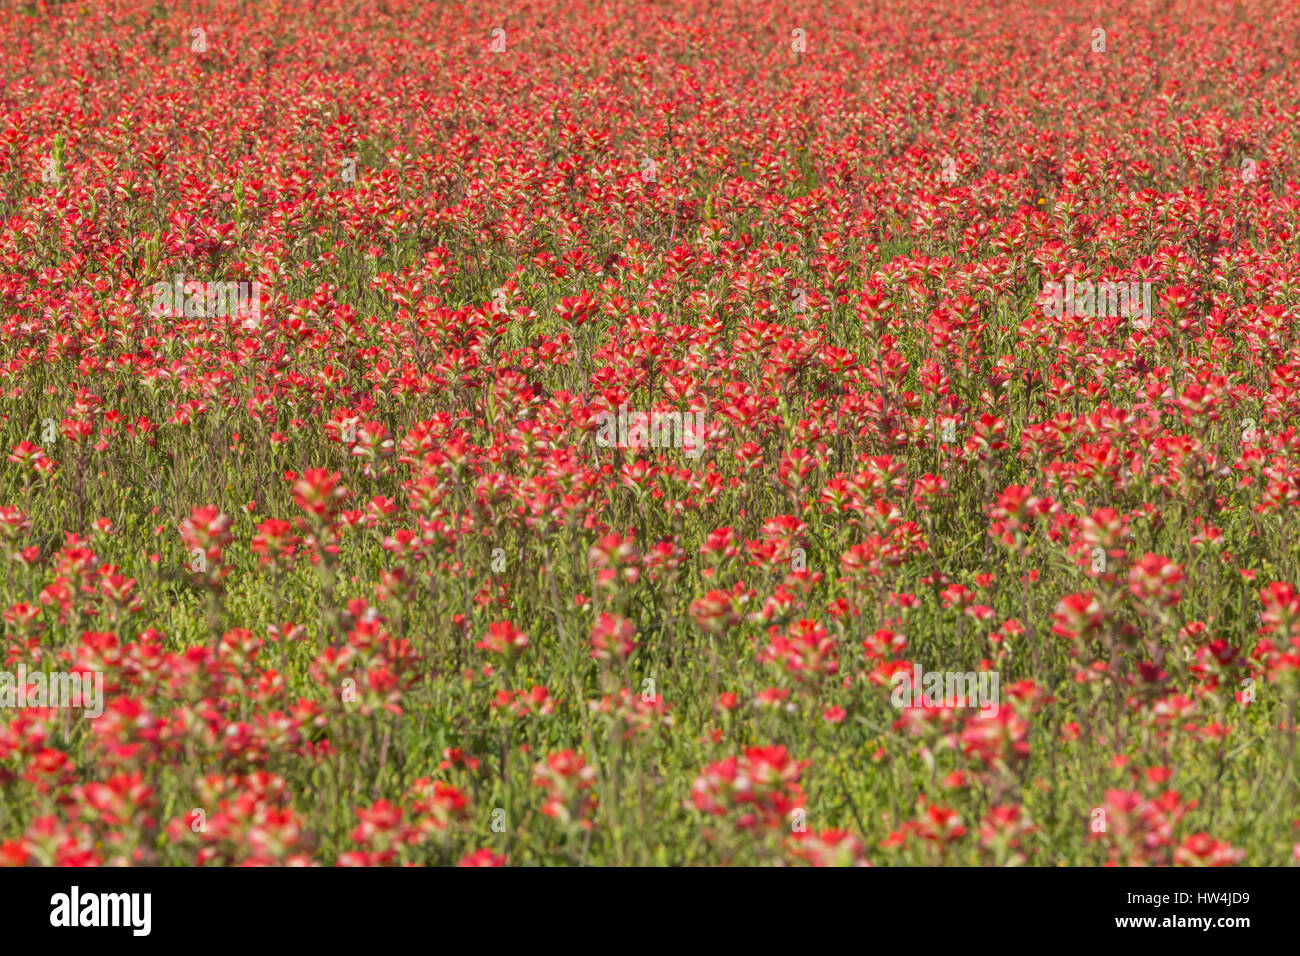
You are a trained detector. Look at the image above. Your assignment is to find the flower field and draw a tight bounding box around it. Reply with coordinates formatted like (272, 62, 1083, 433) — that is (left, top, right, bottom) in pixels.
(2, 0, 1300, 866)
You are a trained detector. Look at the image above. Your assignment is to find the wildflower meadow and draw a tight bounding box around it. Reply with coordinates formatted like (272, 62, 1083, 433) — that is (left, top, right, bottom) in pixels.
(1, 0, 1299, 877)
